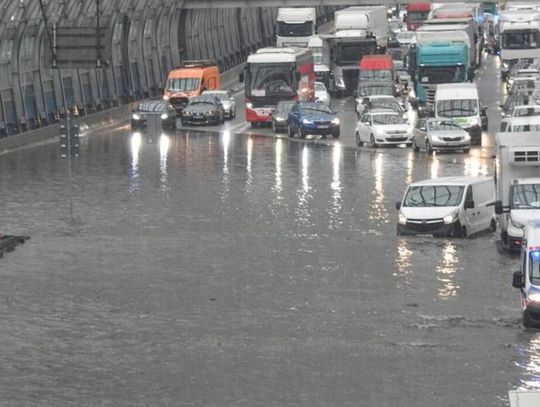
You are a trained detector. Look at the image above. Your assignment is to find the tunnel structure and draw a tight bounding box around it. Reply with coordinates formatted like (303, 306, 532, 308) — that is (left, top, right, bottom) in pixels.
(0, 1, 339, 138)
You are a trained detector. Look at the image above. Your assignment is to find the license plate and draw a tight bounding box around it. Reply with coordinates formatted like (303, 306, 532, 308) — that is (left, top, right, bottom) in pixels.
(416, 233, 434, 238)
(318, 125, 329, 129)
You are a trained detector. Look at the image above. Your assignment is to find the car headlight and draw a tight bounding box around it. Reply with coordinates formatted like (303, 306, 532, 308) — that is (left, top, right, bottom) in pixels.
(275, 117, 286, 122)
(528, 292, 540, 303)
(246, 103, 253, 109)
(183, 111, 191, 116)
(331, 118, 340, 125)
(160, 113, 168, 120)
(502, 62, 509, 71)
(431, 135, 441, 142)
(302, 118, 313, 124)
(398, 213, 407, 225)
(467, 117, 480, 127)
(222, 102, 231, 110)
(132, 113, 141, 120)
(511, 218, 525, 229)
(208, 111, 215, 115)
(463, 133, 471, 140)
(163, 95, 170, 101)
(443, 213, 457, 224)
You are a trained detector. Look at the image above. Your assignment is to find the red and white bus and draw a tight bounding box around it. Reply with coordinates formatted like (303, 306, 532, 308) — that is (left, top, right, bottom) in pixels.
(406, 2, 431, 31)
(242, 47, 315, 126)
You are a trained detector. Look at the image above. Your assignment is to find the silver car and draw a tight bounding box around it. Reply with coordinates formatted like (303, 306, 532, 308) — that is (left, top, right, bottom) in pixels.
(201, 90, 236, 119)
(412, 118, 470, 154)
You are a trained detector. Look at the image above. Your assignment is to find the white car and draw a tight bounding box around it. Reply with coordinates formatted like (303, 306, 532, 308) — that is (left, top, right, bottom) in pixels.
(356, 95, 405, 118)
(511, 105, 540, 118)
(499, 116, 540, 132)
(201, 90, 236, 119)
(355, 110, 412, 148)
(314, 81, 330, 105)
(412, 118, 470, 154)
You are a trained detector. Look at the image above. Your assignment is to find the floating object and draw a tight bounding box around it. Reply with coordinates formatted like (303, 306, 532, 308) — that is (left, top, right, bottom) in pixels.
(0, 235, 30, 257)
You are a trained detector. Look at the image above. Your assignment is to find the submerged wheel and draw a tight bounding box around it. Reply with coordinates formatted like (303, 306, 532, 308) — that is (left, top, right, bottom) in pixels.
(356, 132, 363, 147)
(288, 125, 294, 138)
(412, 139, 420, 152)
(426, 140, 433, 154)
(370, 134, 377, 148)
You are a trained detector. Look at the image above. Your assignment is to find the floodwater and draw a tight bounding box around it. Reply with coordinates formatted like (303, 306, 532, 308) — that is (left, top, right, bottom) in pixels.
(0, 126, 537, 406)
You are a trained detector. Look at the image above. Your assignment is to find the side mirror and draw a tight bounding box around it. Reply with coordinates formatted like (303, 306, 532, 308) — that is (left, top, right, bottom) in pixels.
(395, 201, 402, 210)
(465, 200, 475, 209)
(512, 271, 525, 289)
(239, 71, 244, 83)
(494, 200, 503, 214)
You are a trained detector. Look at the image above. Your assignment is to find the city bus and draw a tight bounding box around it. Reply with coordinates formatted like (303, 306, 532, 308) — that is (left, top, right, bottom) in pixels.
(241, 47, 315, 126)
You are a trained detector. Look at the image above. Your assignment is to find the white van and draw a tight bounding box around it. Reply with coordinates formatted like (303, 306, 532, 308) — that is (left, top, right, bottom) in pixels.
(395, 176, 496, 237)
(434, 83, 487, 145)
(512, 222, 540, 328)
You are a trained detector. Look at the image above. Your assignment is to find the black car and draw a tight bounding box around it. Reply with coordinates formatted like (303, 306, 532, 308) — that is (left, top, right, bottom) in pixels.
(181, 96, 225, 126)
(272, 101, 296, 133)
(131, 100, 177, 130)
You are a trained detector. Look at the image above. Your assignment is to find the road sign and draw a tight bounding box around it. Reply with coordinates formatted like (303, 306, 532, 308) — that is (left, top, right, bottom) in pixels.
(43, 27, 111, 70)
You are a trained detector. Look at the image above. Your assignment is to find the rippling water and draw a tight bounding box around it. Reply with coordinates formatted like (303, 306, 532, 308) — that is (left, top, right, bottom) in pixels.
(0, 127, 537, 406)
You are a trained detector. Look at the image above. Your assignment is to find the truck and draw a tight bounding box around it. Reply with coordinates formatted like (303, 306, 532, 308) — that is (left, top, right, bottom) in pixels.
(494, 132, 540, 251)
(240, 47, 315, 126)
(498, 10, 540, 80)
(308, 36, 331, 88)
(276, 8, 316, 48)
(406, 2, 431, 31)
(359, 54, 395, 83)
(419, 19, 478, 67)
(415, 41, 469, 106)
(326, 6, 388, 93)
(509, 390, 540, 406)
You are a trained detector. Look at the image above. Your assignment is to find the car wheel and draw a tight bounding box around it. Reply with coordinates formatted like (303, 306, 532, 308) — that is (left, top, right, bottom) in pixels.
(463, 147, 470, 154)
(299, 127, 306, 139)
(220, 113, 225, 124)
(412, 139, 420, 152)
(288, 125, 294, 138)
(356, 132, 363, 147)
(251, 122, 259, 128)
(181, 119, 187, 126)
(272, 120, 277, 132)
(426, 140, 433, 154)
(332, 131, 340, 139)
(370, 134, 377, 148)
(489, 219, 496, 233)
(523, 310, 539, 329)
(232, 109, 236, 119)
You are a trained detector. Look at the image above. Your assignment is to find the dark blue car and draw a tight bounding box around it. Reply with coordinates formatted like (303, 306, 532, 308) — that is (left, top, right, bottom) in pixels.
(287, 102, 340, 139)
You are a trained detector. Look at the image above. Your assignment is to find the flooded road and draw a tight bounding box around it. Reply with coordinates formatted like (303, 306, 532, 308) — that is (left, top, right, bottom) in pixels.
(0, 125, 537, 406)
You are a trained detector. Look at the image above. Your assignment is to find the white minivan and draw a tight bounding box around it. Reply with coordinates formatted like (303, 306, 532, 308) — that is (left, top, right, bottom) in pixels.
(434, 83, 487, 145)
(512, 222, 540, 328)
(395, 176, 496, 238)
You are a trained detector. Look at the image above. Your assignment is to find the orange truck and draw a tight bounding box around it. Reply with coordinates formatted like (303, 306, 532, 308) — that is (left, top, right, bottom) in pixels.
(163, 60, 220, 113)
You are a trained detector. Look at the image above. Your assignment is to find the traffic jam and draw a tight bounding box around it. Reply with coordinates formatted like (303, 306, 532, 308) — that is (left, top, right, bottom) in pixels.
(129, 1, 540, 331)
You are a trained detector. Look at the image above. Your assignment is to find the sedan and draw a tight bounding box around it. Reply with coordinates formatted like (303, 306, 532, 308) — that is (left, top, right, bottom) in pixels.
(287, 102, 340, 139)
(355, 111, 412, 147)
(314, 81, 330, 105)
(181, 96, 225, 126)
(202, 90, 236, 119)
(272, 100, 296, 133)
(356, 95, 405, 118)
(412, 118, 470, 154)
(131, 100, 177, 130)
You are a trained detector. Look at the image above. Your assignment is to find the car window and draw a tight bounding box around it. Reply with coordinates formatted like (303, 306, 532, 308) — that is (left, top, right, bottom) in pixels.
(360, 114, 370, 123)
(417, 119, 425, 129)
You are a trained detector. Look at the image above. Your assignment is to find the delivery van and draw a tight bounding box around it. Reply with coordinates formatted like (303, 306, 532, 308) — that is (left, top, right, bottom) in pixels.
(434, 83, 487, 145)
(163, 60, 220, 113)
(395, 176, 496, 237)
(512, 222, 540, 328)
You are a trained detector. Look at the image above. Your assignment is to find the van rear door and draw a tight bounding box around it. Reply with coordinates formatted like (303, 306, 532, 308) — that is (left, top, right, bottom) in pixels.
(473, 179, 496, 232)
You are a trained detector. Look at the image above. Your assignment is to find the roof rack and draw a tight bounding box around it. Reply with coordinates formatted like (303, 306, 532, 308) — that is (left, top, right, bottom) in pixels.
(177, 59, 216, 68)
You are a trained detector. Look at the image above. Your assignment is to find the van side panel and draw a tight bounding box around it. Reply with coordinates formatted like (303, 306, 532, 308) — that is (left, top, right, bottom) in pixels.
(473, 179, 496, 233)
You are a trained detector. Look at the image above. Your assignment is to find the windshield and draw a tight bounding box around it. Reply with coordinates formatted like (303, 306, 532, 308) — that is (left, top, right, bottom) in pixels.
(502, 30, 540, 50)
(277, 21, 313, 37)
(315, 82, 326, 91)
(140, 102, 166, 112)
(359, 70, 393, 81)
(513, 107, 540, 117)
(276, 102, 295, 113)
(408, 11, 430, 23)
(428, 120, 462, 131)
(302, 105, 332, 115)
(336, 42, 377, 65)
(511, 80, 537, 93)
(372, 114, 406, 125)
(189, 99, 215, 106)
(437, 99, 478, 118)
(419, 66, 466, 84)
(167, 78, 200, 92)
(510, 184, 540, 209)
(358, 84, 395, 97)
(371, 100, 403, 112)
(246, 63, 295, 98)
(403, 185, 465, 207)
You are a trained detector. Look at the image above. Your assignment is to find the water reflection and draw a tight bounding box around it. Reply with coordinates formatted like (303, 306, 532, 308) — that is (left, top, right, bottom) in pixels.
(329, 144, 343, 227)
(430, 157, 439, 179)
(463, 154, 489, 177)
(369, 153, 388, 223)
(129, 132, 142, 193)
(517, 334, 540, 389)
(435, 241, 460, 299)
(221, 131, 231, 201)
(246, 137, 253, 193)
(273, 138, 283, 198)
(295, 145, 312, 226)
(394, 238, 413, 288)
(405, 150, 414, 185)
(159, 134, 170, 191)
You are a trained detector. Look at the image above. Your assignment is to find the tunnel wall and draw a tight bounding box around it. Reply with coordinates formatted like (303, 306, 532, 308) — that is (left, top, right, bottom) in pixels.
(0, 2, 339, 139)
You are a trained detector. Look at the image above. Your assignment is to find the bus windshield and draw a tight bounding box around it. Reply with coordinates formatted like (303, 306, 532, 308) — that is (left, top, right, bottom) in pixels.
(166, 78, 200, 92)
(246, 63, 296, 98)
(277, 21, 313, 37)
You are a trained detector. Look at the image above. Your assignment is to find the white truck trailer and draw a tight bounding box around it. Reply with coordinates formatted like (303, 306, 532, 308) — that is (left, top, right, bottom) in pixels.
(494, 132, 540, 251)
(509, 390, 540, 407)
(276, 8, 316, 48)
(326, 6, 389, 93)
